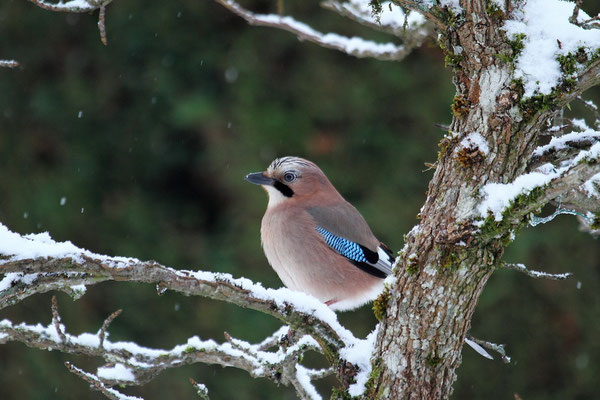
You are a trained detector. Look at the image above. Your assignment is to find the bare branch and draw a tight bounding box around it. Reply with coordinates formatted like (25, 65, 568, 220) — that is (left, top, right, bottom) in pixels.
(569, 0, 584, 25)
(99, 308, 122, 349)
(65, 362, 143, 400)
(569, 0, 600, 30)
(215, 0, 410, 61)
(0, 60, 19, 68)
(51, 295, 67, 343)
(98, 5, 108, 45)
(466, 335, 511, 364)
(502, 263, 572, 280)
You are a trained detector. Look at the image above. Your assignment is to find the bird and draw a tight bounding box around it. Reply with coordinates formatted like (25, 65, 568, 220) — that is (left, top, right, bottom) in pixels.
(245, 156, 395, 311)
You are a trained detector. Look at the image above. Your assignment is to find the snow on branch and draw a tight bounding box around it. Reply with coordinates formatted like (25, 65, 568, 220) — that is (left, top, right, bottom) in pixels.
(189, 378, 211, 400)
(27, 0, 113, 45)
(502, 262, 572, 280)
(0, 60, 19, 68)
(320, 0, 432, 43)
(27, 0, 109, 12)
(525, 121, 600, 225)
(477, 141, 600, 224)
(0, 296, 329, 399)
(0, 223, 378, 398)
(65, 362, 142, 400)
(529, 129, 600, 169)
(215, 0, 410, 61)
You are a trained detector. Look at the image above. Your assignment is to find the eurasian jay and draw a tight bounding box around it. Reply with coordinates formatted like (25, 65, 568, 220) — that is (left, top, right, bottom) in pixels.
(246, 156, 395, 311)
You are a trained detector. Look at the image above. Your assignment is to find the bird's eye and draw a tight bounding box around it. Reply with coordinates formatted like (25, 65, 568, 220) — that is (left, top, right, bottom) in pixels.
(283, 172, 296, 182)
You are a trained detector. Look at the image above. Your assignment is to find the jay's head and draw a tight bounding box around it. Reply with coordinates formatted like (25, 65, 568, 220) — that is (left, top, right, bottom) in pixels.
(245, 156, 337, 206)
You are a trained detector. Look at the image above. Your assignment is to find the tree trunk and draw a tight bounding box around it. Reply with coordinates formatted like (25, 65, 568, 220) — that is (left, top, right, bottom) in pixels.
(367, 3, 557, 398)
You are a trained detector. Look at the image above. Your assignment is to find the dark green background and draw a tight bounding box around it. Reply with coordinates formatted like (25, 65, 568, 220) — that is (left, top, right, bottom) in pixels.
(0, 1, 598, 399)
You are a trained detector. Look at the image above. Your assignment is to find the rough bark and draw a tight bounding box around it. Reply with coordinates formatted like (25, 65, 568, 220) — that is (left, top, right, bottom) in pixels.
(367, 2, 589, 399)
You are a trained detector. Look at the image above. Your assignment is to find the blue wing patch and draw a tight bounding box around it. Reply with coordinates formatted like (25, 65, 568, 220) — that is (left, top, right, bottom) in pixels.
(315, 226, 390, 278)
(315, 226, 368, 263)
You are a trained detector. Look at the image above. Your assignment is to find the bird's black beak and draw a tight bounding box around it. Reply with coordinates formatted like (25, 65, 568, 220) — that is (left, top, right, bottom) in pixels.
(245, 172, 275, 186)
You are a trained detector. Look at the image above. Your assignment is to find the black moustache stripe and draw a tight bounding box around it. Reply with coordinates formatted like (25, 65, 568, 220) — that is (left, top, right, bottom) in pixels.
(273, 181, 294, 197)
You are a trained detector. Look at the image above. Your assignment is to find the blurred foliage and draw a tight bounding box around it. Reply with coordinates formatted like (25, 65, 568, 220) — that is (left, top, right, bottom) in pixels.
(0, 0, 599, 399)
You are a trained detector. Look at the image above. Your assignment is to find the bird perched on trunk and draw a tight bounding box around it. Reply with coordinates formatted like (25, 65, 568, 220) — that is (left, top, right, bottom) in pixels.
(245, 156, 395, 311)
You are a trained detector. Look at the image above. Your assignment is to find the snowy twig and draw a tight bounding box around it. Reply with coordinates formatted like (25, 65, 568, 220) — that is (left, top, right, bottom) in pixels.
(528, 130, 600, 170)
(0, 298, 326, 399)
(189, 378, 210, 400)
(0, 60, 19, 68)
(27, 0, 113, 45)
(321, 0, 400, 35)
(466, 335, 511, 364)
(502, 263, 572, 280)
(65, 362, 142, 400)
(27, 0, 112, 13)
(529, 201, 589, 227)
(537, 161, 600, 212)
(0, 255, 346, 358)
(256, 325, 290, 351)
(527, 131, 600, 219)
(320, 0, 433, 43)
(390, 0, 448, 30)
(478, 145, 600, 234)
(223, 329, 330, 399)
(215, 0, 410, 61)
(0, 223, 372, 396)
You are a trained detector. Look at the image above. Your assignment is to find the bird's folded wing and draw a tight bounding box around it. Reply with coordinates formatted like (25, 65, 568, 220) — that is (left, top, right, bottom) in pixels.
(315, 226, 393, 278)
(307, 204, 395, 278)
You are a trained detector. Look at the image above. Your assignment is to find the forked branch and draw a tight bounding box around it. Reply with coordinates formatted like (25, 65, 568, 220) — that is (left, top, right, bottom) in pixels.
(0, 296, 329, 399)
(0, 224, 376, 398)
